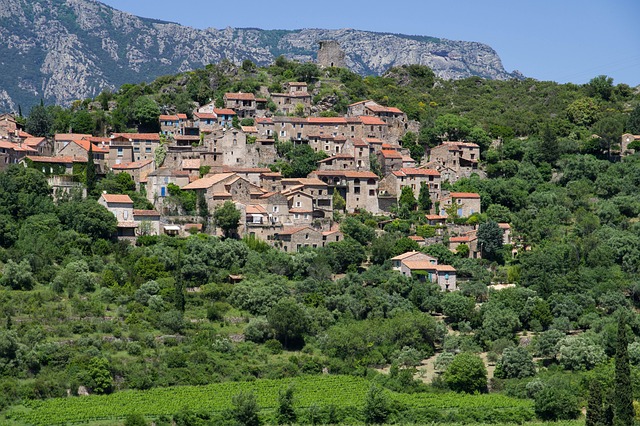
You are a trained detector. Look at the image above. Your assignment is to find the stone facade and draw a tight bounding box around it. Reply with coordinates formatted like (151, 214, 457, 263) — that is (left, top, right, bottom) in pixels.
(439, 192, 482, 218)
(317, 40, 346, 69)
(310, 170, 379, 213)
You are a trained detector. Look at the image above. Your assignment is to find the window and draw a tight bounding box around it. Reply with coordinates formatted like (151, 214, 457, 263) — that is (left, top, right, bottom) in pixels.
(145, 147, 151, 153)
(117, 147, 123, 157)
(354, 187, 360, 194)
(273, 206, 278, 212)
(369, 189, 375, 196)
(305, 233, 309, 240)
(296, 201, 301, 207)
(294, 213, 299, 219)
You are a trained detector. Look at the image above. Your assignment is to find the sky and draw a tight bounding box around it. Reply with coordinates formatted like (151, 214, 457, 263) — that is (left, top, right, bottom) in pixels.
(99, 0, 640, 86)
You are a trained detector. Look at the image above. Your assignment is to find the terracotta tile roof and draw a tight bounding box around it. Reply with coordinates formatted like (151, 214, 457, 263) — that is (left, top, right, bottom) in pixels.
(358, 116, 387, 126)
(408, 235, 425, 241)
(181, 159, 201, 170)
(13, 145, 38, 153)
(318, 154, 354, 163)
(450, 236, 470, 243)
(450, 192, 481, 199)
(194, 112, 217, 120)
(17, 130, 33, 138)
(366, 138, 384, 144)
(101, 194, 133, 204)
(26, 155, 86, 163)
(391, 251, 426, 261)
(273, 117, 307, 124)
(380, 149, 403, 159)
(213, 108, 236, 116)
(307, 117, 347, 124)
(348, 100, 370, 107)
(182, 173, 236, 189)
(425, 214, 447, 220)
(289, 208, 313, 213)
(175, 135, 201, 141)
(111, 159, 153, 170)
(261, 171, 282, 178)
(312, 170, 378, 179)
(112, 133, 160, 141)
(54, 133, 92, 141)
(68, 139, 109, 153)
(277, 226, 315, 236)
(177, 114, 188, 119)
(246, 204, 268, 215)
(225, 92, 256, 101)
(117, 221, 138, 228)
(281, 177, 327, 186)
(498, 223, 511, 229)
(393, 167, 440, 177)
(241, 126, 258, 133)
(133, 209, 160, 216)
(255, 117, 273, 124)
(435, 264, 456, 272)
(224, 166, 272, 173)
(403, 260, 439, 270)
(367, 104, 404, 114)
(159, 114, 179, 120)
(351, 138, 368, 147)
(23, 137, 46, 146)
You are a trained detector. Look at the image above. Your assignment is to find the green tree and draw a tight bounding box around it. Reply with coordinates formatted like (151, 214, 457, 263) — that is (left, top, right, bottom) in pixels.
(332, 191, 346, 211)
(87, 357, 112, 394)
(267, 298, 309, 350)
(398, 185, 417, 212)
(613, 314, 634, 426)
(593, 116, 624, 159)
(363, 384, 390, 425)
(25, 104, 53, 137)
(477, 220, 503, 261)
(231, 391, 261, 426)
(124, 414, 148, 426)
(340, 217, 375, 246)
(214, 201, 241, 238)
(586, 380, 604, 426)
(0, 259, 35, 290)
(534, 383, 580, 421)
(627, 104, 640, 134)
(86, 144, 97, 195)
(70, 109, 95, 134)
(276, 386, 296, 425)
(133, 96, 161, 132)
(587, 75, 614, 101)
(418, 182, 432, 211)
(494, 347, 536, 379)
(443, 352, 487, 393)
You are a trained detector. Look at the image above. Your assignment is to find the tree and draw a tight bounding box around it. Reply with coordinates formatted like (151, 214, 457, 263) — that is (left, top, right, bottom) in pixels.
(276, 386, 296, 424)
(556, 335, 606, 371)
(133, 96, 161, 132)
(363, 384, 390, 425)
(332, 191, 346, 211)
(587, 75, 614, 101)
(87, 357, 112, 394)
(627, 104, 640, 134)
(267, 298, 309, 349)
(477, 220, 503, 261)
(613, 314, 634, 426)
(593, 116, 624, 159)
(418, 182, 432, 212)
(494, 347, 536, 379)
(214, 201, 241, 238)
(25, 104, 52, 137)
(231, 391, 261, 426)
(124, 414, 148, 426)
(85, 143, 97, 194)
(443, 352, 487, 393)
(534, 383, 580, 421)
(1, 259, 35, 290)
(586, 380, 603, 426)
(340, 217, 375, 246)
(70, 109, 95, 134)
(441, 292, 476, 325)
(398, 185, 417, 212)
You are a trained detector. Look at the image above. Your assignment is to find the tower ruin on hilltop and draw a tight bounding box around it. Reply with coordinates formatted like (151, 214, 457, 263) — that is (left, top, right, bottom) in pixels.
(317, 40, 346, 68)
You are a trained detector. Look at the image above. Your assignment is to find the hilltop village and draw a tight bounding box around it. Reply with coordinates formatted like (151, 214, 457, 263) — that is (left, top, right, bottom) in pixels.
(0, 75, 516, 291)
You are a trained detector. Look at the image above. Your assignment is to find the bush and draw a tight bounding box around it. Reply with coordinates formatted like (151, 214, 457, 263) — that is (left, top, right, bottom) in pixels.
(494, 347, 536, 379)
(534, 384, 580, 421)
(443, 352, 488, 394)
(124, 413, 148, 426)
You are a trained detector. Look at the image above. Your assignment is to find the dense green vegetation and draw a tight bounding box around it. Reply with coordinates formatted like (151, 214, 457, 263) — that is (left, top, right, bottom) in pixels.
(4, 58, 640, 425)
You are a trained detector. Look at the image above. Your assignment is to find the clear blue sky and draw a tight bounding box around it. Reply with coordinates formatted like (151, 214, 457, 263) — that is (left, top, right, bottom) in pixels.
(100, 0, 640, 86)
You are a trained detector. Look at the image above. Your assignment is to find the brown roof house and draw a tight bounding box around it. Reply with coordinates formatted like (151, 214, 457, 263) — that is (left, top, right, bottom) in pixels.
(310, 170, 380, 213)
(391, 251, 457, 291)
(98, 193, 137, 239)
(271, 226, 324, 253)
(224, 92, 257, 118)
(439, 192, 481, 219)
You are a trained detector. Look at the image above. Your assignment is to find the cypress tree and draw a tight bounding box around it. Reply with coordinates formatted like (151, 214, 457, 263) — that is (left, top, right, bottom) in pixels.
(586, 380, 603, 426)
(86, 143, 97, 195)
(613, 314, 634, 426)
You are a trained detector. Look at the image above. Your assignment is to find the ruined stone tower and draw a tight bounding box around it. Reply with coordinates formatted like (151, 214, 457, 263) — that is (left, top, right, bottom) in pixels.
(317, 40, 346, 68)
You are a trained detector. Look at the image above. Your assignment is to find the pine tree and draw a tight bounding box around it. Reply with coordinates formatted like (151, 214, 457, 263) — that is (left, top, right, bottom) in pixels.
(586, 380, 603, 426)
(418, 181, 432, 212)
(613, 313, 634, 426)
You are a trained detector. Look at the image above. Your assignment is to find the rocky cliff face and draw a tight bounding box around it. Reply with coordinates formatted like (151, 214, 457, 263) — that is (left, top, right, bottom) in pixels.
(0, 0, 520, 111)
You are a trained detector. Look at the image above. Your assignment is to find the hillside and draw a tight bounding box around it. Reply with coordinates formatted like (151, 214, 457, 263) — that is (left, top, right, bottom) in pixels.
(0, 0, 519, 110)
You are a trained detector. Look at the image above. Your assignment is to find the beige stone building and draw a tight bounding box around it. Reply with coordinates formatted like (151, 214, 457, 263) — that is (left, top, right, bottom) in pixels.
(146, 167, 191, 207)
(98, 193, 137, 239)
(57, 138, 109, 174)
(270, 82, 312, 116)
(272, 226, 324, 253)
(224, 93, 257, 118)
(378, 167, 441, 203)
(310, 170, 379, 213)
(429, 142, 480, 182)
(111, 159, 155, 190)
(391, 251, 457, 291)
(439, 192, 482, 218)
(621, 133, 639, 156)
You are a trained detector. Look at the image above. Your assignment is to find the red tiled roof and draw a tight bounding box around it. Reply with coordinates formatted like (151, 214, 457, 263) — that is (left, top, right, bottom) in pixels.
(213, 108, 236, 116)
(26, 155, 86, 163)
(255, 117, 273, 124)
(358, 116, 387, 126)
(23, 137, 46, 146)
(111, 159, 153, 170)
(54, 133, 92, 141)
(181, 159, 201, 170)
(182, 173, 236, 190)
(68, 139, 109, 153)
(393, 167, 440, 177)
(498, 223, 511, 229)
(101, 194, 133, 204)
(312, 170, 378, 179)
(450, 236, 470, 243)
(177, 114, 188, 119)
(194, 112, 217, 120)
(225, 92, 256, 101)
(246, 205, 268, 215)
(435, 265, 456, 272)
(112, 133, 160, 141)
(450, 192, 481, 199)
(380, 149, 403, 159)
(133, 209, 160, 216)
(307, 117, 347, 124)
(403, 260, 438, 270)
(425, 214, 447, 220)
(278, 226, 315, 236)
(159, 114, 179, 120)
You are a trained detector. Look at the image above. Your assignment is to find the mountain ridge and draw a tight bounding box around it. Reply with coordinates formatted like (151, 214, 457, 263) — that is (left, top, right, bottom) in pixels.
(0, 0, 520, 111)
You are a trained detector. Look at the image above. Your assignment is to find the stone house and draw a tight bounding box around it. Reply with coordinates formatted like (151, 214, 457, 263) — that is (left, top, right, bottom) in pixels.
(270, 82, 312, 116)
(159, 114, 181, 136)
(111, 159, 155, 190)
(23, 137, 53, 156)
(272, 226, 324, 253)
(391, 251, 457, 291)
(133, 209, 161, 236)
(308, 134, 347, 156)
(22, 155, 86, 198)
(111, 133, 160, 163)
(98, 193, 137, 239)
(273, 117, 308, 142)
(347, 100, 408, 143)
(378, 167, 441, 202)
(317, 40, 346, 68)
(310, 170, 379, 213)
(498, 223, 512, 245)
(57, 138, 109, 174)
(145, 167, 191, 206)
(0, 141, 38, 170)
(193, 112, 217, 134)
(429, 142, 480, 181)
(621, 133, 639, 156)
(322, 228, 344, 246)
(224, 93, 256, 118)
(54, 133, 93, 154)
(281, 177, 332, 218)
(213, 108, 236, 128)
(182, 172, 264, 213)
(255, 117, 274, 138)
(449, 230, 481, 259)
(439, 192, 482, 218)
(377, 149, 403, 175)
(256, 191, 291, 226)
(260, 171, 283, 193)
(317, 154, 356, 171)
(341, 138, 370, 170)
